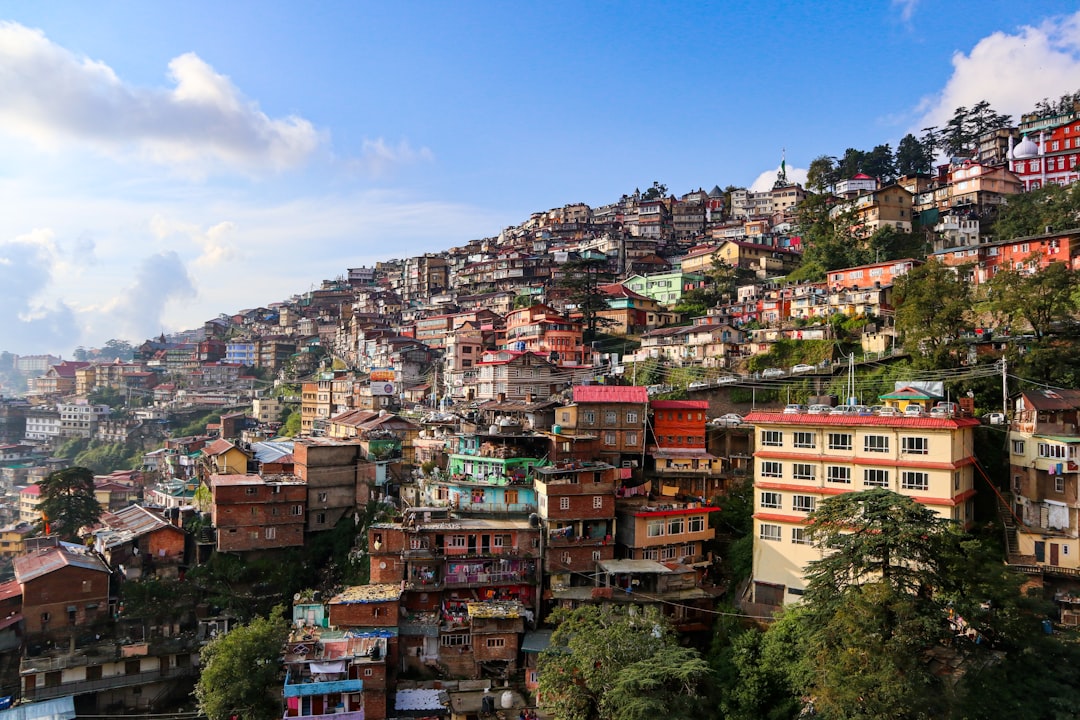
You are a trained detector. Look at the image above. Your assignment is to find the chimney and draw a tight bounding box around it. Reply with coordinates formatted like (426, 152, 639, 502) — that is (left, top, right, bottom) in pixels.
(497, 392, 506, 403)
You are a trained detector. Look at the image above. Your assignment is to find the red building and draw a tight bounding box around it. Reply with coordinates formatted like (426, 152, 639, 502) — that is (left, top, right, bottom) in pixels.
(935, 228, 1080, 284)
(210, 473, 306, 553)
(1009, 119, 1080, 190)
(14, 543, 110, 638)
(503, 303, 588, 367)
(649, 400, 725, 497)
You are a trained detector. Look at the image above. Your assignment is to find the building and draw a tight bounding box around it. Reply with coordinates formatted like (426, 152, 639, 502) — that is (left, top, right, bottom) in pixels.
(623, 270, 706, 307)
(1008, 118, 1080, 190)
(649, 400, 725, 497)
(93, 504, 187, 580)
(503, 304, 588, 367)
(830, 185, 914, 235)
(475, 351, 563, 404)
(15, 542, 111, 639)
(555, 386, 649, 468)
(745, 409, 979, 608)
(209, 473, 307, 553)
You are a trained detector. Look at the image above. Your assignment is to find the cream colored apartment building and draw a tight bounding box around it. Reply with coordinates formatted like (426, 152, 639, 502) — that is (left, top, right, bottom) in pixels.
(745, 411, 980, 607)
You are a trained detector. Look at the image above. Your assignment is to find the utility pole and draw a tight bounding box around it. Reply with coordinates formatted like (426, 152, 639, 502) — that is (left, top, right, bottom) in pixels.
(1001, 357, 1008, 416)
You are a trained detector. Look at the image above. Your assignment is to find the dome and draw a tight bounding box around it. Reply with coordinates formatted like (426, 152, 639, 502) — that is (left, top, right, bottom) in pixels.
(1011, 135, 1039, 160)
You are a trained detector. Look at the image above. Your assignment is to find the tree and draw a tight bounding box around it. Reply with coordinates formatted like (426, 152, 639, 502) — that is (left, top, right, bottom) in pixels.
(35, 466, 101, 541)
(557, 257, 614, 342)
(862, 143, 896, 185)
(991, 182, 1080, 241)
(894, 259, 972, 363)
(806, 155, 837, 193)
(987, 261, 1079, 338)
(195, 610, 289, 720)
(896, 133, 931, 176)
(641, 181, 668, 201)
(538, 605, 710, 720)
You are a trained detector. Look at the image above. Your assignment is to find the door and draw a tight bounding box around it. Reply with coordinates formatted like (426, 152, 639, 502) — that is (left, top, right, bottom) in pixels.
(1051, 543, 1060, 566)
(468, 534, 477, 554)
(1035, 541, 1046, 563)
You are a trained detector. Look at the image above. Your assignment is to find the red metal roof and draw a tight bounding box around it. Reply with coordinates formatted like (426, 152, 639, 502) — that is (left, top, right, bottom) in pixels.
(743, 411, 980, 429)
(573, 386, 648, 404)
(651, 400, 709, 410)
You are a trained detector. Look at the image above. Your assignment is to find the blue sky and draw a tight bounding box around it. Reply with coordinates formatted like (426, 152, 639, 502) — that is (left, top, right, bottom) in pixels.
(2, 1, 1079, 355)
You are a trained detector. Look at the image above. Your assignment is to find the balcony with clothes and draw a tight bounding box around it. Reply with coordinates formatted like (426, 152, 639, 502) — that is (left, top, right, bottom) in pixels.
(546, 519, 613, 548)
(424, 484, 537, 515)
(282, 669, 365, 720)
(651, 448, 724, 476)
(443, 558, 536, 589)
(282, 631, 389, 720)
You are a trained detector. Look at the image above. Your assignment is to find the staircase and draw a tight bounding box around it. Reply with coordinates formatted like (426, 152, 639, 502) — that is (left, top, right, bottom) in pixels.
(995, 491, 1020, 556)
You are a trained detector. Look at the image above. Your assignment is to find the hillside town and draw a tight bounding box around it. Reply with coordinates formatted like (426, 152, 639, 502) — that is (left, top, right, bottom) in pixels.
(1, 99, 1080, 718)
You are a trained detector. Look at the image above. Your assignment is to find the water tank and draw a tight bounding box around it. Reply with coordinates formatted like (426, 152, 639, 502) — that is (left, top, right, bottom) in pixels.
(501, 690, 514, 709)
(515, 341, 526, 352)
(552, 424, 562, 435)
(489, 425, 500, 435)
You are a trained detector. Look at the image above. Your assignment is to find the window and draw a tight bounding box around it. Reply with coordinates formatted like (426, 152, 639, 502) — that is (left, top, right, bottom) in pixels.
(688, 515, 705, 533)
(668, 516, 685, 535)
(660, 545, 678, 560)
(1011, 440, 1025, 455)
(901, 436, 928, 455)
(793, 432, 816, 449)
(760, 491, 782, 509)
(901, 471, 929, 491)
(826, 466, 851, 484)
(245, 487, 257, 495)
(864, 469, 889, 488)
(759, 524, 782, 542)
(441, 633, 471, 647)
(1039, 443, 1067, 459)
(316, 512, 326, 524)
(792, 527, 811, 545)
(792, 464, 814, 481)
(449, 535, 466, 548)
(291, 505, 303, 516)
(864, 435, 890, 453)
(1056, 476, 1065, 493)
(762, 430, 783, 447)
(604, 432, 617, 446)
(559, 497, 570, 510)
(761, 461, 782, 478)
(641, 548, 659, 560)
(487, 638, 506, 648)
(626, 432, 639, 446)
(317, 492, 328, 502)
(592, 495, 603, 509)
(647, 519, 665, 537)
(265, 527, 276, 540)
(605, 411, 617, 424)
(627, 411, 638, 424)
(583, 411, 595, 424)
(828, 433, 852, 451)
(792, 495, 815, 513)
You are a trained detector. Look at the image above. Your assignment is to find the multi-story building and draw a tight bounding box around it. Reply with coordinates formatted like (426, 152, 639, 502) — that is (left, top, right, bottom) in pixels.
(826, 258, 920, 291)
(209, 473, 307, 553)
(56, 401, 111, 439)
(301, 375, 335, 436)
(225, 340, 256, 366)
(1008, 115, 1080, 191)
(649, 400, 725, 497)
(402, 254, 448, 304)
(425, 430, 546, 515)
(744, 409, 979, 608)
(475, 351, 563, 404)
(934, 228, 1080, 285)
(503, 304, 588, 367)
(555, 386, 648, 468)
(830, 184, 914, 236)
(293, 438, 375, 533)
(623, 270, 706, 307)
(24, 406, 61, 443)
(1007, 388, 1080, 570)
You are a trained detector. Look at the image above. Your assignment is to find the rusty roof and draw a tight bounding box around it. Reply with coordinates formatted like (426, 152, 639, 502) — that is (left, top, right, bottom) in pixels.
(14, 545, 109, 584)
(329, 583, 402, 604)
(572, 385, 648, 404)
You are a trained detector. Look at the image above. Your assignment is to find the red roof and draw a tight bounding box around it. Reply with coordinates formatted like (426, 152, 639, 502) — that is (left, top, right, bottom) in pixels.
(573, 386, 648, 404)
(651, 400, 708, 410)
(743, 411, 980, 429)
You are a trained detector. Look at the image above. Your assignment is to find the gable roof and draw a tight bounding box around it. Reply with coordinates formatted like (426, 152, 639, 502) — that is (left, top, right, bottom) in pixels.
(572, 386, 648, 404)
(1021, 388, 1080, 412)
(14, 545, 110, 584)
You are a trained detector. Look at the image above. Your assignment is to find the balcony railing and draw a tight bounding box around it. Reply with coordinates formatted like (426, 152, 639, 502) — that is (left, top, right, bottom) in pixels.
(24, 664, 197, 701)
(443, 570, 531, 587)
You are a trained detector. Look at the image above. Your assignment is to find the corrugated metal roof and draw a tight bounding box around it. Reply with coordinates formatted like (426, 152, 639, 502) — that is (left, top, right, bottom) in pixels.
(395, 689, 446, 712)
(651, 400, 709, 410)
(572, 385, 648, 404)
(14, 545, 109, 584)
(1023, 388, 1080, 412)
(329, 584, 402, 604)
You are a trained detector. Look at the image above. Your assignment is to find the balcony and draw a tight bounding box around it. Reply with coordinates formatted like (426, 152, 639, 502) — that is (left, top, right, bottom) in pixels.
(24, 664, 197, 701)
(443, 570, 532, 587)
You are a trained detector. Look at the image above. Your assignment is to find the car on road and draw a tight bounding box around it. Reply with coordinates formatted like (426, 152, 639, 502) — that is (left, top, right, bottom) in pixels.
(688, 380, 709, 390)
(985, 412, 1006, 424)
(807, 403, 832, 414)
(712, 413, 743, 426)
(783, 403, 806, 414)
(761, 367, 785, 378)
(792, 363, 816, 374)
(716, 375, 740, 384)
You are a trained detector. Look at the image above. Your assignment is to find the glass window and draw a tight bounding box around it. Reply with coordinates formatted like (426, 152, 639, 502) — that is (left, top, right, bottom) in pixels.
(792, 495, 815, 513)
(828, 433, 852, 450)
(760, 491, 782, 509)
(1011, 440, 1025, 455)
(1039, 443, 1067, 459)
(792, 527, 811, 545)
(647, 519, 665, 537)
(592, 495, 603, 509)
(627, 411, 638, 424)
(901, 436, 928, 455)
(688, 515, 705, 533)
(759, 524, 782, 542)
(793, 432, 816, 449)
(762, 430, 783, 447)
(559, 497, 570, 510)
(826, 466, 851, 484)
(864, 435, 890, 453)
(901, 471, 929, 491)
(761, 461, 782, 478)
(792, 463, 814, 481)
(605, 411, 617, 424)
(668, 516, 685, 535)
(864, 469, 889, 488)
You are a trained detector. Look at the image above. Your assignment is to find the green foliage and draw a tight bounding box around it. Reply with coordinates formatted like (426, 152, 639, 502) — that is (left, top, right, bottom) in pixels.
(986, 261, 1078, 338)
(746, 339, 832, 373)
(941, 101, 1012, 156)
(896, 132, 932, 176)
(54, 437, 90, 460)
(87, 385, 126, 409)
(281, 409, 302, 437)
(173, 411, 220, 438)
(640, 181, 668, 201)
(120, 577, 197, 631)
(558, 257, 615, 342)
(36, 466, 101, 541)
(991, 182, 1080, 241)
(538, 605, 710, 720)
(195, 610, 289, 720)
(73, 441, 135, 475)
(894, 259, 973, 364)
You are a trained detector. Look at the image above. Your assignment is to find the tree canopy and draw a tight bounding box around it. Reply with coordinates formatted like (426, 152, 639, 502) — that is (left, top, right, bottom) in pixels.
(36, 466, 101, 541)
(195, 610, 290, 720)
(894, 259, 973, 363)
(985, 261, 1079, 338)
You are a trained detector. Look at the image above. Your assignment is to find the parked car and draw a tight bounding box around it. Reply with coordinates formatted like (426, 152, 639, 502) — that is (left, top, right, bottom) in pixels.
(783, 404, 806, 414)
(807, 403, 832, 414)
(830, 405, 856, 415)
(875, 405, 900, 417)
(985, 412, 1006, 425)
(716, 375, 740, 384)
(853, 405, 874, 416)
(904, 404, 926, 416)
(931, 401, 959, 417)
(792, 363, 816, 374)
(688, 380, 708, 390)
(761, 367, 784, 378)
(714, 413, 744, 426)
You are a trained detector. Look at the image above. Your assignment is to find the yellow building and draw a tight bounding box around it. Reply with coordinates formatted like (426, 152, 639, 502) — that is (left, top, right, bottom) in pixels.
(745, 411, 979, 608)
(0, 522, 34, 558)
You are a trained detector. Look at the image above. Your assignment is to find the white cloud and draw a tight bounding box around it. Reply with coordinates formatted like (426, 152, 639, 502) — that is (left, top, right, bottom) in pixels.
(97, 251, 196, 342)
(749, 165, 809, 193)
(0, 21, 321, 175)
(0, 229, 79, 354)
(347, 138, 435, 177)
(149, 215, 239, 268)
(912, 12, 1080, 133)
(892, 0, 920, 24)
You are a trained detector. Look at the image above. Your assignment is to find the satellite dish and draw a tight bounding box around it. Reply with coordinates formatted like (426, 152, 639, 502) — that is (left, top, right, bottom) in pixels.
(294, 593, 301, 601)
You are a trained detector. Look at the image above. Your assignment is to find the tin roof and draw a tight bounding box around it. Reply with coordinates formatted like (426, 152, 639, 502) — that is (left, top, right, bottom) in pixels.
(14, 545, 110, 584)
(572, 385, 648, 404)
(329, 583, 403, 604)
(744, 411, 980, 429)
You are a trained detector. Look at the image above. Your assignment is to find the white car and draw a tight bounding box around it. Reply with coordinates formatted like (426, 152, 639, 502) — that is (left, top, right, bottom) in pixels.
(715, 413, 743, 426)
(807, 404, 832, 414)
(985, 412, 1006, 425)
(783, 404, 806, 414)
(875, 406, 900, 417)
(792, 363, 816, 374)
(688, 380, 708, 390)
(716, 375, 740, 384)
(904, 404, 926, 416)
(761, 368, 784, 379)
(830, 405, 856, 415)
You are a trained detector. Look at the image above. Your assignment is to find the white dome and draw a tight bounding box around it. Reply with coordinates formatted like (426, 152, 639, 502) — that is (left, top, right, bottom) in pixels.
(1012, 135, 1039, 160)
